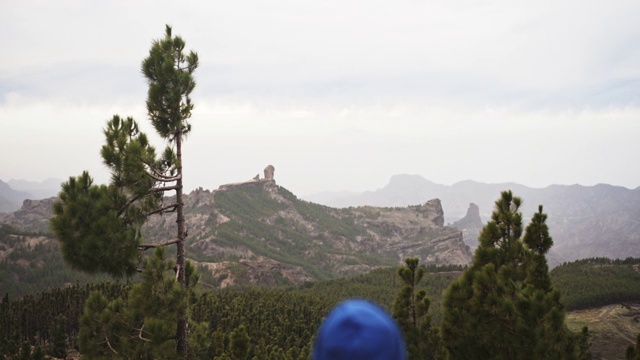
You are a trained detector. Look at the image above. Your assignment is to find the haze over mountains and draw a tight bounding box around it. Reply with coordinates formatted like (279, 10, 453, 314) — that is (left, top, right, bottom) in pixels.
(304, 174, 640, 262)
(0, 179, 61, 213)
(0, 177, 471, 291)
(2, 173, 639, 266)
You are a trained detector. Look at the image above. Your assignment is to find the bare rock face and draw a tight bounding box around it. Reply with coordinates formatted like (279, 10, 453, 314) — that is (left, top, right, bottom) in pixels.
(452, 203, 484, 251)
(417, 199, 445, 226)
(198, 256, 313, 288)
(264, 165, 275, 181)
(453, 203, 483, 229)
(0, 198, 56, 233)
(349, 199, 471, 266)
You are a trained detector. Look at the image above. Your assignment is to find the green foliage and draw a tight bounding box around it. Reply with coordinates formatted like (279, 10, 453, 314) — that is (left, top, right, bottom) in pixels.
(141, 24, 198, 139)
(0, 281, 127, 358)
(550, 257, 640, 310)
(229, 324, 251, 360)
(207, 183, 394, 282)
(49, 314, 67, 358)
(79, 248, 186, 359)
(393, 258, 441, 360)
(50, 172, 142, 277)
(49, 25, 199, 358)
(0, 225, 112, 298)
(627, 333, 640, 360)
(5, 255, 626, 360)
(441, 191, 575, 360)
(577, 326, 592, 360)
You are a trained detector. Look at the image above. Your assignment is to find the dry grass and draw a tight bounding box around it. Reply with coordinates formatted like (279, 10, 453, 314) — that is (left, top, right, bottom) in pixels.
(566, 303, 640, 360)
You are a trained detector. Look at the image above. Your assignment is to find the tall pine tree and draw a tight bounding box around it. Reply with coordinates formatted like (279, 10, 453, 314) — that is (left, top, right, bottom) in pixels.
(441, 191, 576, 360)
(50, 25, 198, 358)
(627, 334, 640, 360)
(392, 258, 441, 359)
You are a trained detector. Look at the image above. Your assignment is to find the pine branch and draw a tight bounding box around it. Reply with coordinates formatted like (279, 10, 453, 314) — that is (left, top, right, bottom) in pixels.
(147, 203, 178, 216)
(103, 331, 120, 355)
(138, 237, 181, 250)
(175, 264, 181, 282)
(117, 194, 144, 218)
(146, 170, 181, 183)
(137, 323, 151, 342)
(151, 185, 179, 193)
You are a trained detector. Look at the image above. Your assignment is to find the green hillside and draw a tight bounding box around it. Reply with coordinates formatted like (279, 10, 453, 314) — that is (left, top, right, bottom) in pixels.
(175, 181, 469, 286)
(0, 181, 469, 299)
(0, 224, 111, 298)
(550, 257, 640, 310)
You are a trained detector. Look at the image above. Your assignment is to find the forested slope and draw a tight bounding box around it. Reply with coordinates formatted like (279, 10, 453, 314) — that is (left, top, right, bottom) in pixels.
(0, 265, 459, 358)
(0, 224, 110, 298)
(3, 257, 639, 358)
(550, 257, 640, 310)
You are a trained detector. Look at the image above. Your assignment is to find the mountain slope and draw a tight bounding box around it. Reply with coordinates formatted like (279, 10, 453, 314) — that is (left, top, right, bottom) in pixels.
(0, 180, 471, 291)
(306, 175, 640, 262)
(149, 180, 471, 286)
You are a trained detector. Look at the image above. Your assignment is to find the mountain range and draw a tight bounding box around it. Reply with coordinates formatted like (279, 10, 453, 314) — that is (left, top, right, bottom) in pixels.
(0, 179, 61, 213)
(0, 177, 471, 293)
(304, 174, 640, 262)
(2, 172, 639, 295)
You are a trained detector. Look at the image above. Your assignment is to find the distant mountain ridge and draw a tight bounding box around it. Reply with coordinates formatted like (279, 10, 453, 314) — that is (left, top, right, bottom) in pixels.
(0, 180, 31, 213)
(7, 178, 61, 200)
(0, 179, 61, 213)
(304, 175, 640, 262)
(0, 179, 471, 291)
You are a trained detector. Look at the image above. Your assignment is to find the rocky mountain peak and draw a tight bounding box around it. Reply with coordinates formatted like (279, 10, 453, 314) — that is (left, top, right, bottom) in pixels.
(453, 203, 483, 229)
(411, 198, 445, 226)
(451, 203, 484, 251)
(0, 197, 56, 233)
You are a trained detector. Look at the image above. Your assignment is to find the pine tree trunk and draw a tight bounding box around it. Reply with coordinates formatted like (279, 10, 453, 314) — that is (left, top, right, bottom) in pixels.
(175, 131, 188, 358)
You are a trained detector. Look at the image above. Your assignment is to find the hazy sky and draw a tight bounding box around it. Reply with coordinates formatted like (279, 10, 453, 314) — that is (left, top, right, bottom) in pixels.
(2, 1, 640, 195)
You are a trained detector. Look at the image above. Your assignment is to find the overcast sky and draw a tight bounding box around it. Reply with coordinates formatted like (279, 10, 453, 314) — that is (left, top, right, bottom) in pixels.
(2, 1, 640, 196)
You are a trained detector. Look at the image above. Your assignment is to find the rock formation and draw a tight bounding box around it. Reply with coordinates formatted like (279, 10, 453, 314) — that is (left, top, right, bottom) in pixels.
(451, 203, 484, 250)
(264, 165, 275, 181)
(0, 178, 472, 289)
(0, 198, 56, 233)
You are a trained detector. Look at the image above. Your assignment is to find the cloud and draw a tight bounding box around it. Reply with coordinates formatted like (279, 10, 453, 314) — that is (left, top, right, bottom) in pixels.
(1, 0, 640, 194)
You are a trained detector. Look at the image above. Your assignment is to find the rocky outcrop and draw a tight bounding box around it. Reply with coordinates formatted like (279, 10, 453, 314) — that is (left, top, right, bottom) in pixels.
(453, 203, 482, 229)
(264, 165, 275, 181)
(451, 203, 484, 250)
(189, 183, 472, 285)
(306, 175, 640, 261)
(341, 199, 469, 265)
(198, 256, 312, 288)
(0, 198, 56, 233)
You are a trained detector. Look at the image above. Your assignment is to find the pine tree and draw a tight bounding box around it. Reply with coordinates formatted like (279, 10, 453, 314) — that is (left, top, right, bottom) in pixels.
(393, 258, 441, 359)
(577, 326, 592, 360)
(627, 334, 640, 360)
(78, 248, 197, 359)
(16, 341, 32, 360)
(31, 346, 45, 360)
(441, 191, 576, 360)
(49, 314, 67, 358)
(50, 25, 198, 358)
(229, 324, 250, 360)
